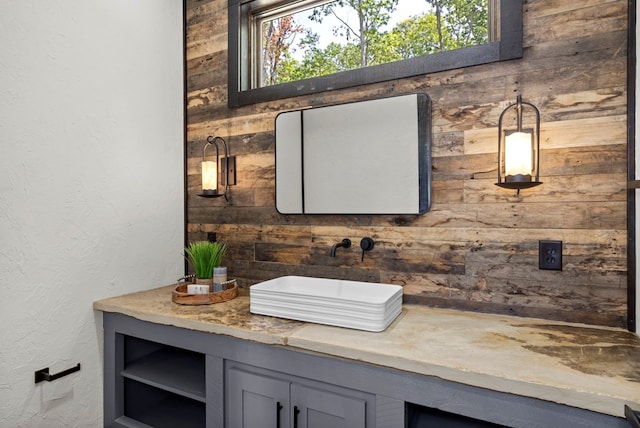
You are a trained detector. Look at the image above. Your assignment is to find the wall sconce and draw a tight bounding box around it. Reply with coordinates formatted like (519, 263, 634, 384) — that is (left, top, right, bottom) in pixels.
(199, 136, 236, 201)
(496, 95, 542, 193)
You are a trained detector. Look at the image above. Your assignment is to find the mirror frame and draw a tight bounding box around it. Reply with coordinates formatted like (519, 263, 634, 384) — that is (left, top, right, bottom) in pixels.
(274, 93, 431, 215)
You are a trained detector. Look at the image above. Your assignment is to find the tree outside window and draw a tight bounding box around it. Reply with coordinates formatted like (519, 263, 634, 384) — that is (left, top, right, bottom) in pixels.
(258, 0, 489, 88)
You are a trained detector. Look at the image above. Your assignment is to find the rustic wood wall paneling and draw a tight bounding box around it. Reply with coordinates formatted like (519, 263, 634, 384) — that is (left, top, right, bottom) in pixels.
(186, 0, 629, 327)
(627, 0, 637, 332)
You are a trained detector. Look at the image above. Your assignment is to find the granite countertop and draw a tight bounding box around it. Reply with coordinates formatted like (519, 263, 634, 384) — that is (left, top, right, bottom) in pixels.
(93, 284, 640, 418)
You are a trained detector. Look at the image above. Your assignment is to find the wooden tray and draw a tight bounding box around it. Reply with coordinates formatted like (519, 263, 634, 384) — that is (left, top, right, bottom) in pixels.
(172, 280, 238, 305)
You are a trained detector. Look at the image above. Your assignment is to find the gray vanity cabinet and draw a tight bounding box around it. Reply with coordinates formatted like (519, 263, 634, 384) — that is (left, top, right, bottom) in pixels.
(226, 363, 370, 428)
(102, 312, 630, 428)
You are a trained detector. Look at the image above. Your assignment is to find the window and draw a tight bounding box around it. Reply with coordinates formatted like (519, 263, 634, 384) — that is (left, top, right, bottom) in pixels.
(228, 0, 522, 107)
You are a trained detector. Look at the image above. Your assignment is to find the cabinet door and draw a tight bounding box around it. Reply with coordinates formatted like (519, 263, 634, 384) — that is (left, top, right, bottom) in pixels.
(226, 367, 290, 428)
(291, 383, 367, 428)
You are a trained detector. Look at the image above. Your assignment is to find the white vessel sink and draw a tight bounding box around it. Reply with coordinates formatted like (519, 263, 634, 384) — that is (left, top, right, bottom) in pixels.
(250, 276, 403, 332)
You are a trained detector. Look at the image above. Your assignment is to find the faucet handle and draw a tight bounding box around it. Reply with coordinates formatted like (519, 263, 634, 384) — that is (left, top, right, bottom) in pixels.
(360, 237, 375, 261)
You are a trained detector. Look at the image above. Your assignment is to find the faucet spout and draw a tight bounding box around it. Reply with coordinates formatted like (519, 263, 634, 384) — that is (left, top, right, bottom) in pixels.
(330, 238, 352, 257)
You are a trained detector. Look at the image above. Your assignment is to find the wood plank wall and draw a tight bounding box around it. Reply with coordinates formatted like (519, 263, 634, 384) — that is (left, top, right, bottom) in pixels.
(185, 0, 629, 327)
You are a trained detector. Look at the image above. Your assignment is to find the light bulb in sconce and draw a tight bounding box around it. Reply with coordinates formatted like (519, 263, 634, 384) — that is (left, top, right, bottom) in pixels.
(202, 160, 218, 194)
(504, 131, 533, 182)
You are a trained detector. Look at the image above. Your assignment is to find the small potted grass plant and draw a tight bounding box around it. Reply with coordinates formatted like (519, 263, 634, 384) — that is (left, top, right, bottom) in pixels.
(185, 241, 227, 286)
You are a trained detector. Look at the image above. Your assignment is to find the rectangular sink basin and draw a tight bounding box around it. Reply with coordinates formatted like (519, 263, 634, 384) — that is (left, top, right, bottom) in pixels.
(250, 276, 402, 332)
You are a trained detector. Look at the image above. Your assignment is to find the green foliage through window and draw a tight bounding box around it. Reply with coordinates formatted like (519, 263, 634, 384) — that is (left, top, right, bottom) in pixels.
(257, 0, 489, 88)
(228, 0, 521, 107)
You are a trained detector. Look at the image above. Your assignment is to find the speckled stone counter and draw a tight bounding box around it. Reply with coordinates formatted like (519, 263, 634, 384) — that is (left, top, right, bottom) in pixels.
(94, 284, 640, 418)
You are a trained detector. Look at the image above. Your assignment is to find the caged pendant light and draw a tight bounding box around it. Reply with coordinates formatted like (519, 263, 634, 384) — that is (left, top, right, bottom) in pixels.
(496, 95, 542, 193)
(199, 136, 236, 201)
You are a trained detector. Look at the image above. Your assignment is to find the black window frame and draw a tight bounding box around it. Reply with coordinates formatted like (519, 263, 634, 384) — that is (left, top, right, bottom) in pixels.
(228, 0, 523, 108)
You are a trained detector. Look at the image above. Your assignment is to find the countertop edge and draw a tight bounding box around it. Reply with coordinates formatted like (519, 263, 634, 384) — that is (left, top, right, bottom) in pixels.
(286, 334, 634, 418)
(93, 297, 640, 419)
(93, 303, 290, 346)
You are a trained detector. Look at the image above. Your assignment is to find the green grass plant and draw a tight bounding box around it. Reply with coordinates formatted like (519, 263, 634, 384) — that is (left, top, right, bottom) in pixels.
(185, 241, 227, 279)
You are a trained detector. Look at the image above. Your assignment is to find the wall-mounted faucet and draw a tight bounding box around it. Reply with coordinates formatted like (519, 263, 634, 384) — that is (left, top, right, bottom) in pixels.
(330, 238, 351, 257)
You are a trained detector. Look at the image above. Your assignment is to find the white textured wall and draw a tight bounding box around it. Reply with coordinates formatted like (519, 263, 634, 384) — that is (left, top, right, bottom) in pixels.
(0, 1, 184, 426)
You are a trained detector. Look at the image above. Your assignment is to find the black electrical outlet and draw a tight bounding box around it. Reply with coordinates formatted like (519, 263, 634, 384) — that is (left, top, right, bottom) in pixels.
(539, 240, 562, 270)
